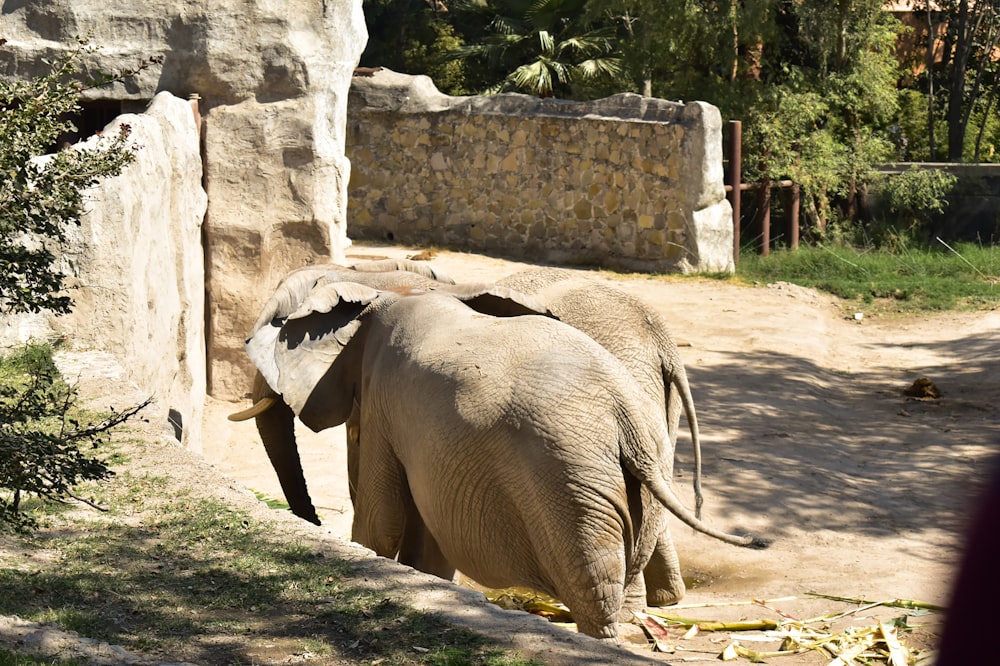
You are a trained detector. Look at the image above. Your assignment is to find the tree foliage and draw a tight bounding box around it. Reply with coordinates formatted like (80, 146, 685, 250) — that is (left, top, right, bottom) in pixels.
(0, 38, 138, 316)
(444, 0, 622, 97)
(0, 40, 152, 532)
(0, 343, 150, 532)
(361, 0, 472, 94)
(901, 0, 1000, 161)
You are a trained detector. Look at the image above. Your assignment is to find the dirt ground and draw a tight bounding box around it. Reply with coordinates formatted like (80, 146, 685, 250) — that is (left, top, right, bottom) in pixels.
(202, 242, 1000, 663)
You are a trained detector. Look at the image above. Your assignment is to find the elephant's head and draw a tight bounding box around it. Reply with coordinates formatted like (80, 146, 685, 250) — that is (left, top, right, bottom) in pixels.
(229, 261, 459, 525)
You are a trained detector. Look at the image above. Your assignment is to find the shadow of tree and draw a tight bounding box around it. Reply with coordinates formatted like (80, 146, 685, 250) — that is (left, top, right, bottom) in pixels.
(0, 499, 539, 665)
(676, 327, 999, 543)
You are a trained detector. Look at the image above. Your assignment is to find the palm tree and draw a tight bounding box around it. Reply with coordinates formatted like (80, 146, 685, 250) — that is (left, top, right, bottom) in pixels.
(447, 0, 622, 97)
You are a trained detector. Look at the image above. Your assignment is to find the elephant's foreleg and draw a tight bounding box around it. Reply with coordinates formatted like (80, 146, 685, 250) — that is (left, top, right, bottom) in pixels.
(351, 435, 413, 560)
(397, 505, 456, 581)
(346, 401, 361, 504)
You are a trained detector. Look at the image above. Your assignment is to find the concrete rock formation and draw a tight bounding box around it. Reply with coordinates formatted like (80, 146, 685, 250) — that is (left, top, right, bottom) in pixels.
(0, 0, 367, 400)
(0, 92, 207, 451)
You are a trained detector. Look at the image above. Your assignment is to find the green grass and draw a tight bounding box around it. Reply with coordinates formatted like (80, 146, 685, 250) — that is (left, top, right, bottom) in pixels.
(735, 241, 999, 312)
(0, 455, 543, 666)
(0, 653, 86, 666)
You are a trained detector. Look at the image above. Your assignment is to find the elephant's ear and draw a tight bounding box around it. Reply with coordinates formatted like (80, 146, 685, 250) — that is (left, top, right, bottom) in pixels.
(436, 283, 556, 318)
(248, 265, 357, 336)
(246, 281, 380, 417)
(350, 258, 455, 284)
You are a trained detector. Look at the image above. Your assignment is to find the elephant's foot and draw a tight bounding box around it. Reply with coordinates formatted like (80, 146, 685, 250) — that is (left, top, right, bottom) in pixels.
(646, 586, 684, 607)
(643, 538, 686, 606)
(646, 584, 686, 606)
(575, 618, 620, 642)
(562, 587, 623, 641)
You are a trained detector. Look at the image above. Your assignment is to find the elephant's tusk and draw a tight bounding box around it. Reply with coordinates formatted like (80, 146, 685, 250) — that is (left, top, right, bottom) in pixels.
(227, 396, 278, 422)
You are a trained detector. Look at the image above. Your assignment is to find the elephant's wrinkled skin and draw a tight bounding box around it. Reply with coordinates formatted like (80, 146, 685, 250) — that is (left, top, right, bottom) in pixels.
(241, 275, 763, 639)
(498, 267, 701, 606)
(233, 262, 726, 609)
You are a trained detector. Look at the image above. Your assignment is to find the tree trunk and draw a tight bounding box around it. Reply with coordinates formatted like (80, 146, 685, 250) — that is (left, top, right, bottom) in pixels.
(926, 0, 937, 160)
(947, 0, 973, 161)
(974, 78, 999, 161)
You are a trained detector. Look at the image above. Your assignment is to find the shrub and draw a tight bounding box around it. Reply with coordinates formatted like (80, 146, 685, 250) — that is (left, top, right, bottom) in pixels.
(0, 40, 154, 531)
(0, 343, 149, 532)
(0, 38, 142, 315)
(866, 166, 958, 248)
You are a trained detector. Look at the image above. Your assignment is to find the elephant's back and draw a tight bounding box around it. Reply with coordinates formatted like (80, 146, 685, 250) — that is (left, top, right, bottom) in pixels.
(499, 270, 675, 397)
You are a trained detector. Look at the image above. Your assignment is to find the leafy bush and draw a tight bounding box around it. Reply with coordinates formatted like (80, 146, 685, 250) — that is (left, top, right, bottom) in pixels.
(0, 38, 140, 316)
(0, 343, 149, 532)
(0, 40, 154, 532)
(880, 167, 957, 222)
(866, 167, 958, 248)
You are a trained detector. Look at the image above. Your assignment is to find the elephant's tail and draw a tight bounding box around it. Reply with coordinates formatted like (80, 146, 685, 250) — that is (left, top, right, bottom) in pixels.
(622, 428, 768, 549)
(645, 470, 768, 549)
(664, 361, 704, 519)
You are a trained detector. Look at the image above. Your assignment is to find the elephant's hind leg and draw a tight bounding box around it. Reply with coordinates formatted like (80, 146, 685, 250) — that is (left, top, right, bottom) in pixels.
(643, 535, 686, 606)
(559, 580, 624, 640)
(548, 535, 629, 640)
(397, 503, 456, 581)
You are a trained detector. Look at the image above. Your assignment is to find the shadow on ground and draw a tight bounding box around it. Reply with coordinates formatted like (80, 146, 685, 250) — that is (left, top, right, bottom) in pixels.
(678, 326, 999, 544)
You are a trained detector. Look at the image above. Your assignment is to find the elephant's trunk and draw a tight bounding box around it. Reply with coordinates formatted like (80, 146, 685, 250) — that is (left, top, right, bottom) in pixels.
(255, 398, 322, 526)
(230, 372, 322, 526)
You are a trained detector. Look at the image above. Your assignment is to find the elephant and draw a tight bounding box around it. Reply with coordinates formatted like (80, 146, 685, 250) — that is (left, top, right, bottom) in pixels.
(229, 259, 455, 524)
(496, 267, 702, 606)
(232, 262, 716, 607)
(242, 273, 764, 639)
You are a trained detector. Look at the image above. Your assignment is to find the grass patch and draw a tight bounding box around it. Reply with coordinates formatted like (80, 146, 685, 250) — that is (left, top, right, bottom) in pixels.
(736, 241, 999, 313)
(0, 652, 86, 665)
(0, 442, 542, 665)
(252, 489, 293, 512)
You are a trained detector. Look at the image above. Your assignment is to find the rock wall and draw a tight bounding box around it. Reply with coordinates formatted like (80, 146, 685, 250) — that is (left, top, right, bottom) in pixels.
(0, 93, 208, 452)
(347, 70, 734, 274)
(0, 0, 367, 400)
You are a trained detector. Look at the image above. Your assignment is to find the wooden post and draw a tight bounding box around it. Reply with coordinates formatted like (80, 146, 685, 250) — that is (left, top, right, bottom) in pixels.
(786, 183, 800, 250)
(728, 120, 742, 265)
(757, 180, 771, 257)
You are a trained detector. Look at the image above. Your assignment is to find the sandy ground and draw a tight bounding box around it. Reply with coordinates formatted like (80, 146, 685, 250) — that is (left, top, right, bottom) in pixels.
(202, 242, 1000, 663)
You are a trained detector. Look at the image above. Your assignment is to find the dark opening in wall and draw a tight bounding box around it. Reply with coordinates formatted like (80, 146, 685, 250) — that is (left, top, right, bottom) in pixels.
(55, 99, 148, 150)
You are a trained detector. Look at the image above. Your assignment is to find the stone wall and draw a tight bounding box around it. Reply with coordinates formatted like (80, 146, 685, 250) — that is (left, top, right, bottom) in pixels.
(0, 0, 367, 400)
(0, 93, 208, 452)
(347, 70, 734, 274)
(875, 163, 1000, 242)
